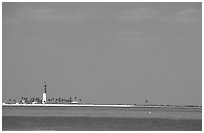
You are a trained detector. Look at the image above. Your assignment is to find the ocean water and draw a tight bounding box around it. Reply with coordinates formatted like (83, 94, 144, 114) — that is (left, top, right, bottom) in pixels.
(2, 106, 202, 131)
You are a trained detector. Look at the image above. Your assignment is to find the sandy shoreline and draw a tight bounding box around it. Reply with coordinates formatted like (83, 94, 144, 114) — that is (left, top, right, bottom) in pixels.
(2, 103, 202, 109)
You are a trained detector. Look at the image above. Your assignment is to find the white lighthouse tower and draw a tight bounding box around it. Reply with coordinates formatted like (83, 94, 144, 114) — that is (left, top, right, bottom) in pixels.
(42, 82, 47, 104)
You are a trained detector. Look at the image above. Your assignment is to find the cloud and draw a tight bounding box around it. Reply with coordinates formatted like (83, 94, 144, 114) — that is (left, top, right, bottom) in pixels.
(163, 8, 201, 24)
(176, 8, 201, 23)
(116, 7, 201, 25)
(177, 8, 197, 16)
(16, 7, 60, 21)
(117, 7, 158, 22)
(3, 6, 90, 25)
(19, 7, 89, 21)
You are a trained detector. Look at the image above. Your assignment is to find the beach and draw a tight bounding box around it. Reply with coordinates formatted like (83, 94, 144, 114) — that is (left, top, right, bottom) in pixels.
(2, 106, 202, 131)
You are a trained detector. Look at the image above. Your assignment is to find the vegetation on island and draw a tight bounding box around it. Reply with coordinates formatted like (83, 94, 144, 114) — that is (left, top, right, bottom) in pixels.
(5, 96, 82, 104)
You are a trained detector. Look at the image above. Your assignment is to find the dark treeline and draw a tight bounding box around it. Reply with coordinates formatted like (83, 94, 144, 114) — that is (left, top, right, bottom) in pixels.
(6, 96, 82, 104)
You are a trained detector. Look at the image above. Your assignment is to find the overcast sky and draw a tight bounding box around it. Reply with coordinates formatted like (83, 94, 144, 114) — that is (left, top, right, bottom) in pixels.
(2, 2, 201, 105)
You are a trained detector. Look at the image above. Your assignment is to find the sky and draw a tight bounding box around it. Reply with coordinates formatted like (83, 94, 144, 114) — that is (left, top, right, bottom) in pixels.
(2, 2, 202, 105)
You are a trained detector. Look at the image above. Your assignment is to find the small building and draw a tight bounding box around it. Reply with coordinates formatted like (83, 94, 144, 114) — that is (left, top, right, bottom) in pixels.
(21, 100, 25, 104)
(71, 101, 79, 104)
(32, 101, 38, 104)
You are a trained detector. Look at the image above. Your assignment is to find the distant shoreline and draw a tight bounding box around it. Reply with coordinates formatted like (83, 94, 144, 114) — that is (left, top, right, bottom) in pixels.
(2, 103, 202, 109)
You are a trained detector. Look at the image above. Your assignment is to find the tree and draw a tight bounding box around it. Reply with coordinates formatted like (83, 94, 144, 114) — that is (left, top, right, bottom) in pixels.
(36, 97, 40, 103)
(21, 97, 25, 103)
(30, 98, 34, 102)
(9, 99, 11, 103)
(69, 97, 72, 102)
(25, 97, 28, 102)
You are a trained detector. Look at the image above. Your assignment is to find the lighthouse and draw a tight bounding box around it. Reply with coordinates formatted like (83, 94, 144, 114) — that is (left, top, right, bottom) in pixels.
(42, 82, 47, 104)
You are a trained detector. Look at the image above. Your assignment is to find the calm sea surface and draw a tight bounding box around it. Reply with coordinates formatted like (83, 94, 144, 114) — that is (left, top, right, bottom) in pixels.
(2, 106, 202, 131)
